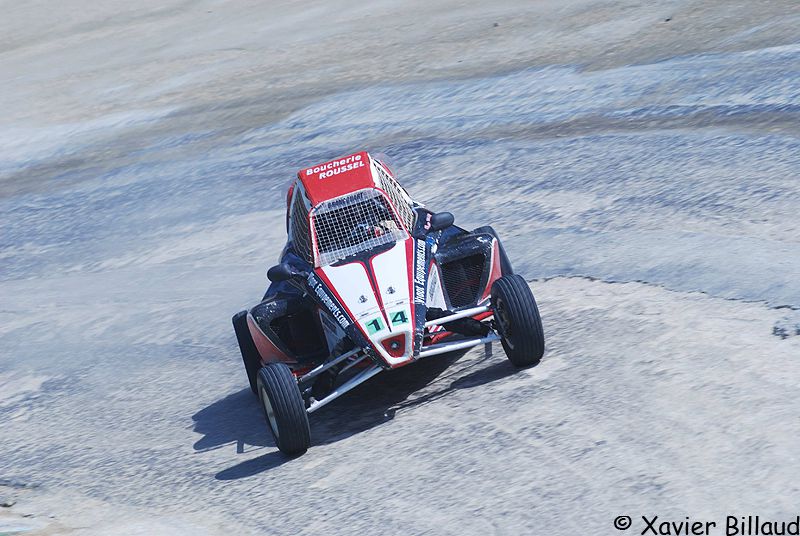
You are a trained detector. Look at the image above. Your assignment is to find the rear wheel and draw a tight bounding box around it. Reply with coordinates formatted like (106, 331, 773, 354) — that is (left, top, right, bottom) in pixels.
(232, 311, 261, 395)
(491, 275, 545, 367)
(257, 363, 311, 456)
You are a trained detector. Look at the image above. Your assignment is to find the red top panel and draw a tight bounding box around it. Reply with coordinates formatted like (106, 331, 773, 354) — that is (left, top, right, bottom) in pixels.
(297, 151, 375, 205)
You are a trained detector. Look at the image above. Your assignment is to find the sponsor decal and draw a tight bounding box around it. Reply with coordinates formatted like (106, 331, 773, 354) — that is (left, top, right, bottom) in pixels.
(308, 273, 350, 329)
(427, 266, 440, 305)
(324, 189, 372, 209)
(305, 154, 364, 179)
(414, 239, 427, 304)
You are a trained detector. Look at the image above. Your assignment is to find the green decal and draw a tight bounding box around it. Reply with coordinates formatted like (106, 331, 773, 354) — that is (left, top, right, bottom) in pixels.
(366, 316, 385, 335)
(390, 309, 409, 326)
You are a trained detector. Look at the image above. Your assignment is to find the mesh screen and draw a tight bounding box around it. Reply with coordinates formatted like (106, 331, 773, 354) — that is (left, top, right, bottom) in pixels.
(289, 187, 312, 263)
(312, 189, 408, 266)
(372, 161, 415, 230)
(441, 254, 485, 307)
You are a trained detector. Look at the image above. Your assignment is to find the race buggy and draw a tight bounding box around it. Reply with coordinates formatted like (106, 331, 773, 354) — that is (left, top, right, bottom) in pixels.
(232, 151, 545, 455)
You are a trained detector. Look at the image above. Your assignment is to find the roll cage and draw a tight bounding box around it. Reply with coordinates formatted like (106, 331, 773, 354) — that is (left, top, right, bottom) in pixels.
(286, 156, 417, 267)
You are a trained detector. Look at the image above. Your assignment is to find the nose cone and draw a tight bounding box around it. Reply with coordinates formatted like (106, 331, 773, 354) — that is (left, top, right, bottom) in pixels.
(316, 239, 418, 367)
(381, 333, 408, 358)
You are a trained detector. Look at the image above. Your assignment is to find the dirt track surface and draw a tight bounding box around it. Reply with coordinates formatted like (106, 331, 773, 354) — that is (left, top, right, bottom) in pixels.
(2, 1, 800, 534)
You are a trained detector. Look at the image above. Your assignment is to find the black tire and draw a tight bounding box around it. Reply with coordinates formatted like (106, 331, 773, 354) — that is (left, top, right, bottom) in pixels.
(232, 311, 261, 395)
(491, 275, 545, 367)
(257, 363, 311, 456)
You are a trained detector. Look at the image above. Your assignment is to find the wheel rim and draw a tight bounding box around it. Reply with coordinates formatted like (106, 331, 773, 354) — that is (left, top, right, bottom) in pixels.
(259, 384, 280, 439)
(495, 296, 515, 350)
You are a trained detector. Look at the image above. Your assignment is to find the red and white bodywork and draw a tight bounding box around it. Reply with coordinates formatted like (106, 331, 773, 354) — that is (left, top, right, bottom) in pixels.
(247, 151, 507, 372)
(292, 152, 422, 367)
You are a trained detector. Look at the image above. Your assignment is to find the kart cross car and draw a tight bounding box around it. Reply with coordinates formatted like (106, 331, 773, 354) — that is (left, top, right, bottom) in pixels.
(232, 151, 544, 455)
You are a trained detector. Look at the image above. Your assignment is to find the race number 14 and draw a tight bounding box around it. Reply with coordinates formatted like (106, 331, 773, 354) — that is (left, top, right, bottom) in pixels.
(366, 309, 409, 335)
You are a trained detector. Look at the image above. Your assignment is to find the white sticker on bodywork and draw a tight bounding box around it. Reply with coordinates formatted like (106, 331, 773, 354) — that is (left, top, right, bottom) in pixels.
(426, 262, 447, 309)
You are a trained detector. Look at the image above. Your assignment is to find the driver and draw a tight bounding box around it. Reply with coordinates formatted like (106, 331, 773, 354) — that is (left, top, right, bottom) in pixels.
(347, 198, 398, 243)
(349, 218, 398, 242)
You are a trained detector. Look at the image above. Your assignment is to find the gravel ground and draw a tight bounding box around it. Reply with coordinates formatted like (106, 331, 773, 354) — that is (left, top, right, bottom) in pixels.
(1, 1, 799, 534)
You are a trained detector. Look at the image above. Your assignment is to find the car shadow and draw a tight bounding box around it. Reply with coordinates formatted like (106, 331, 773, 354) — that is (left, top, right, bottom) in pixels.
(381, 357, 522, 418)
(192, 388, 271, 453)
(215, 450, 291, 480)
(193, 349, 520, 480)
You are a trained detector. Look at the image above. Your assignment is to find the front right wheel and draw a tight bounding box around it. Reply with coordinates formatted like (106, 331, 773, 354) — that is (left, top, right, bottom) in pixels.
(491, 274, 545, 367)
(257, 363, 311, 456)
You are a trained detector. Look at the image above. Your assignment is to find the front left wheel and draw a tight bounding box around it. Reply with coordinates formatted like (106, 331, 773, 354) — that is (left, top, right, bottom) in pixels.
(257, 363, 311, 456)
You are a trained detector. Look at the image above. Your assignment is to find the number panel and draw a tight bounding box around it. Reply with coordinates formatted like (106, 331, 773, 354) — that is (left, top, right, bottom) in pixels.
(366, 316, 386, 335)
(390, 309, 410, 326)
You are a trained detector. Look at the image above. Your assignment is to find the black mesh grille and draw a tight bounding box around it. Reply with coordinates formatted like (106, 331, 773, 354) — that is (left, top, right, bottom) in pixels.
(270, 310, 326, 359)
(440, 254, 485, 308)
(269, 316, 291, 344)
